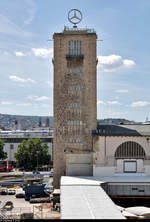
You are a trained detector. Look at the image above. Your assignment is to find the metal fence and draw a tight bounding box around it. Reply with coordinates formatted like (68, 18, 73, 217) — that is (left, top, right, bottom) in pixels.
(0, 204, 60, 219)
(1, 207, 32, 219)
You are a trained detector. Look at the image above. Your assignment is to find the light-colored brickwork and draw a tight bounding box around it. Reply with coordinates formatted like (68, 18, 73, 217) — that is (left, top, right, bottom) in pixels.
(93, 135, 150, 177)
(53, 28, 97, 188)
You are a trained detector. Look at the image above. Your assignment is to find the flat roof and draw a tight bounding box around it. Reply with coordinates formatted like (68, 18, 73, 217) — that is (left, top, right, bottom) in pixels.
(61, 175, 150, 185)
(61, 176, 125, 219)
(94, 124, 150, 136)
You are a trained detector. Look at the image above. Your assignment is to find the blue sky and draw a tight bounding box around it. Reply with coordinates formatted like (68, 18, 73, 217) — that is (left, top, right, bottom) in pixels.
(0, 0, 150, 122)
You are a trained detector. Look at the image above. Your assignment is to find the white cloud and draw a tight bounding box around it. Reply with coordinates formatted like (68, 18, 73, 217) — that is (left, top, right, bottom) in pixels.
(123, 59, 135, 68)
(98, 54, 135, 72)
(115, 89, 128, 93)
(27, 95, 49, 101)
(16, 103, 32, 107)
(31, 48, 53, 58)
(35, 96, 49, 101)
(0, 101, 12, 105)
(13, 48, 53, 59)
(107, 101, 121, 105)
(97, 100, 121, 105)
(97, 100, 106, 105)
(46, 81, 53, 88)
(9, 75, 36, 84)
(131, 101, 150, 107)
(14, 51, 26, 57)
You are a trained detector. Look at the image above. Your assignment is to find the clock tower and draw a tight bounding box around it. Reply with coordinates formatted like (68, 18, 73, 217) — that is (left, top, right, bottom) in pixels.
(53, 9, 97, 188)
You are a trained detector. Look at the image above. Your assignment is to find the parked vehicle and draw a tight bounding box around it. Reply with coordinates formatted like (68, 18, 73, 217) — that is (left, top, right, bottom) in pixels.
(8, 189, 16, 195)
(32, 171, 40, 174)
(0, 201, 13, 211)
(0, 160, 13, 172)
(4, 201, 13, 211)
(15, 193, 25, 198)
(1, 189, 8, 195)
(24, 184, 47, 201)
(44, 182, 53, 195)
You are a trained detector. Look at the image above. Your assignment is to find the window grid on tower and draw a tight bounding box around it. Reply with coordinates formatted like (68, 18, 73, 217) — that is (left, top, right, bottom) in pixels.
(68, 40, 82, 56)
(68, 85, 83, 92)
(67, 67, 82, 74)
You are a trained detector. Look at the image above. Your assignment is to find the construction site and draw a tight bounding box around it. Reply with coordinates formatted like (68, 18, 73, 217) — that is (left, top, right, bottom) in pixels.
(0, 171, 60, 220)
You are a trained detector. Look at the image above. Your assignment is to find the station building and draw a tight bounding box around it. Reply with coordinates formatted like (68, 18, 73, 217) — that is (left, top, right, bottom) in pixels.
(93, 124, 150, 177)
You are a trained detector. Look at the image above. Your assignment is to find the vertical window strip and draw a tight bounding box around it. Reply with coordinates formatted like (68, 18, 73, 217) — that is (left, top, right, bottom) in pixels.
(133, 142, 135, 157)
(80, 41, 81, 55)
(68, 41, 71, 55)
(77, 41, 79, 55)
(132, 141, 134, 157)
(127, 142, 129, 158)
(137, 143, 139, 157)
(125, 142, 127, 157)
(68, 40, 82, 56)
(74, 41, 76, 55)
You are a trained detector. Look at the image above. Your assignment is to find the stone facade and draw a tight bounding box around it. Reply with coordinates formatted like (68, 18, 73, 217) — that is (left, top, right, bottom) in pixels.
(53, 28, 97, 188)
(93, 133, 150, 177)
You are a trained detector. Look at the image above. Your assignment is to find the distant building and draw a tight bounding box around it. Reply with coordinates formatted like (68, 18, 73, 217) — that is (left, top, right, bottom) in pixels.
(0, 129, 53, 162)
(38, 117, 42, 127)
(45, 117, 50, 127)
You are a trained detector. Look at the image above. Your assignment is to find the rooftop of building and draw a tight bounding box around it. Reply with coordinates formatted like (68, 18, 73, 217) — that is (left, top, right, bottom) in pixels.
(61, 175, 150, 185)
(0, 129, 53, 138)
(61, 176, 125, 219)
(93, 124, 150, 136)
(53, 26, 97, 36)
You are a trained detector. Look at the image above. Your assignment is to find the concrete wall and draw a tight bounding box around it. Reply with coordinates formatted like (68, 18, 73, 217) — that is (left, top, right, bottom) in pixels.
(94, 166, 115, 177)
(104, 184, 150, 196)
(66, 154, 93, 176)
(93, 136, 150, 177)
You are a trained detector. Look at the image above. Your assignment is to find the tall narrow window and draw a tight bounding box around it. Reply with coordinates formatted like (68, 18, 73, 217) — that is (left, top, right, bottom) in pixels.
(68, 40, 82, 56)
(79, 41, 81, 55)
(10, 144, 14, 149)
(68, 41, 71, 55)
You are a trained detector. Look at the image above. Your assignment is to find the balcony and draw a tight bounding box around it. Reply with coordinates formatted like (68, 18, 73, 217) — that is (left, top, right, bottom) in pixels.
(66, 54, 84, 59)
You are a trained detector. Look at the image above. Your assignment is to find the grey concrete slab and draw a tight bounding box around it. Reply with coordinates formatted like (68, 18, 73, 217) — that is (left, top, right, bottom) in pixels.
(61, 176, 126, 219)
(61, 185, 125, 219)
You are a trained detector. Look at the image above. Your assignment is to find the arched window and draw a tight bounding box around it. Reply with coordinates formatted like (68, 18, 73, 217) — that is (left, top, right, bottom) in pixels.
(115, 141, 146, 159)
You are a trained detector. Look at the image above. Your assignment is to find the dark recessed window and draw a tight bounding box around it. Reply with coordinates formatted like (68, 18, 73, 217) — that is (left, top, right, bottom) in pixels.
(10, 144, 14, 149)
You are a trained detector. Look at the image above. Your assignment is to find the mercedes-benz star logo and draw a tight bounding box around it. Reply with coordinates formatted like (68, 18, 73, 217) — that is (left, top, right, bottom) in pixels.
(68, 9, 82, 25)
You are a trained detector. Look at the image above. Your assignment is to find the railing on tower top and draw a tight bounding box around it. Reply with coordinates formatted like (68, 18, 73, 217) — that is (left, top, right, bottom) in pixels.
(64, 26, 96, 33)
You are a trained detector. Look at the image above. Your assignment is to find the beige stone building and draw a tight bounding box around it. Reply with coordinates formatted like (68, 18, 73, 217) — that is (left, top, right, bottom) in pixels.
(93, 124, 150, 177)
(53, 26, 97, 187)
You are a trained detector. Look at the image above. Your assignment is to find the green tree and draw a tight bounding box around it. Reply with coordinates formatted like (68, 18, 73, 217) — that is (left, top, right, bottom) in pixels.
(0, 139, 7, 160)
(15, 138, 51, 170)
